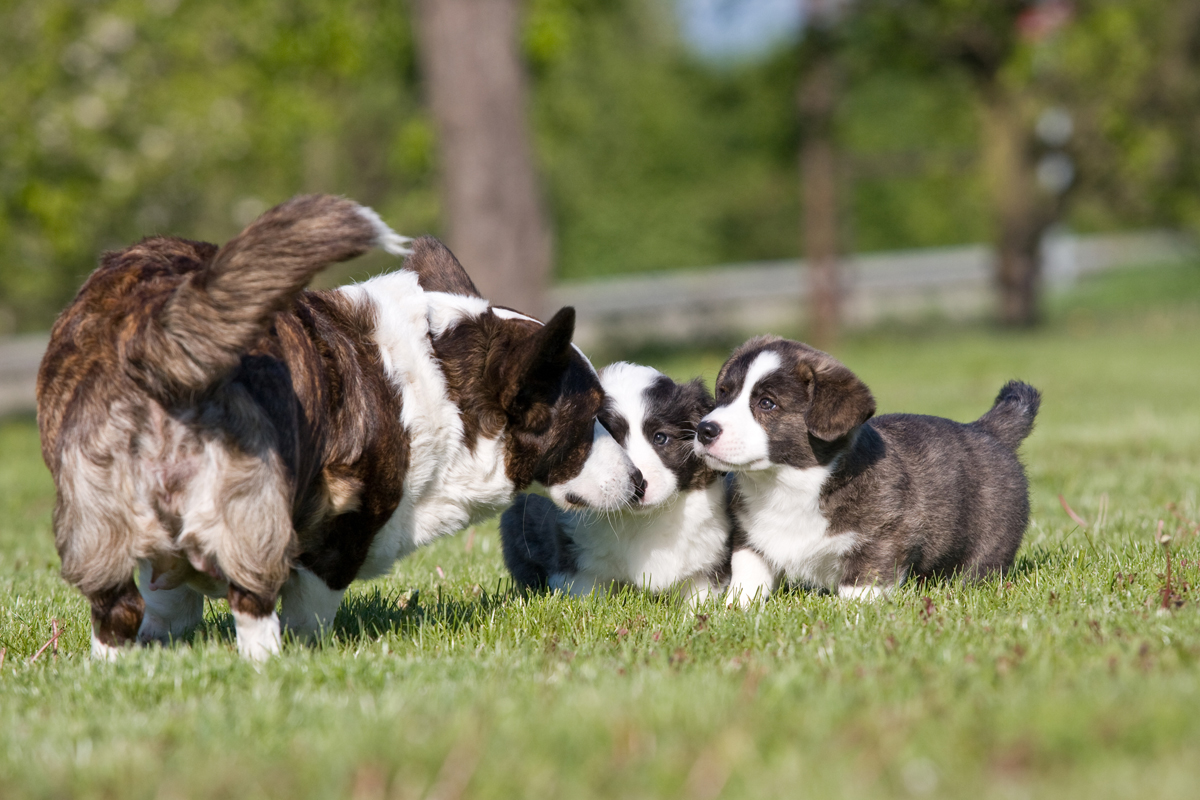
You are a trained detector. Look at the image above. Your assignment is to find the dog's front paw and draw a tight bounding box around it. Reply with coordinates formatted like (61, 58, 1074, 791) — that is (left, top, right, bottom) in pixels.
(91, 634, 123, 662)
(233, 611, 282, 662)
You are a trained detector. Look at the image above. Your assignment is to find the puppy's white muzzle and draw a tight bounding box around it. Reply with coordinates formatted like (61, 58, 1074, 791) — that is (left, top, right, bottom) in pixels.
(549, 421, 642, 511)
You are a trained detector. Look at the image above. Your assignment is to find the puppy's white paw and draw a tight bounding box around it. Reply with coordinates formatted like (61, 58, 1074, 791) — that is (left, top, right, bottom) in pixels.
(838, 584, 887, 601)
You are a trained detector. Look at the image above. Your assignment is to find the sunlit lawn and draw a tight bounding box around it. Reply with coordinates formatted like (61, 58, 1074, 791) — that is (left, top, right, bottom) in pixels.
(2, 263, 1199, 799)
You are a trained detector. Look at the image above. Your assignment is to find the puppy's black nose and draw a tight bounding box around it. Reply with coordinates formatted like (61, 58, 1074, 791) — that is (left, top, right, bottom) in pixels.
(696, 420, 721, 445)
(631, 468, 647, 503)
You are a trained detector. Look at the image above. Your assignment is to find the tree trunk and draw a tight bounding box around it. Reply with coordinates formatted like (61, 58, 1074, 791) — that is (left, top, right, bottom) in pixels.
(412, 0, 552, 315)
(980, 87, 1045, 327)
(799, 50, 841, 350)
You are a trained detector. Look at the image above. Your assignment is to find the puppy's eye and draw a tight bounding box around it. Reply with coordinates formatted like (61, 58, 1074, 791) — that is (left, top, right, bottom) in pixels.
(758, 397, 777, 411)
(653, 432, 669, 446)
(716, 386, 730, 400)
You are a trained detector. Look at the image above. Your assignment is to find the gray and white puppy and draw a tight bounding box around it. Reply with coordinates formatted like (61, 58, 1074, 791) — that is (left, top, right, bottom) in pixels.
(694, 335, 1039, 605)
(502, 362, 732, 604)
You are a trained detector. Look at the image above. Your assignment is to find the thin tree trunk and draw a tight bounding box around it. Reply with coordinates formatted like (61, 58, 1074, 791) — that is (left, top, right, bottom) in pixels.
(980, 87, 1043, 327)
(412, 0, 552, 315)
(799, 50, 841, 350)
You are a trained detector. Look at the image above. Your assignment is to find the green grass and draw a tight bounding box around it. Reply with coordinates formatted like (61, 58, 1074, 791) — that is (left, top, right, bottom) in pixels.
(3, 263, 1200, 799)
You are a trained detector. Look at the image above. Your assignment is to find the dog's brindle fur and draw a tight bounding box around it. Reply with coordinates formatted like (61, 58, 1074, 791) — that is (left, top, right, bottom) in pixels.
(704, 335, 1039, 594)
(37, 196, 606, 655)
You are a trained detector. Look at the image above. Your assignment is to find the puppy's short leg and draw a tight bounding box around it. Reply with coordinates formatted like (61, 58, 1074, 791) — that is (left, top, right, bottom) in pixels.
(279, 567, 345, 642)
(838, 583, 888, 601)
(87, 580, 144, 661)
(681, 574, 718, 608)
(549, 571, 606, 598)
(728, 548, 779, 608)
(136, 560, 204, 646)
(228, 584, 281, 662)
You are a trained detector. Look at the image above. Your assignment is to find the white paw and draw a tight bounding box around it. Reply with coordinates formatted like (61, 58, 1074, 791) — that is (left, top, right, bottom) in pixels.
(91, 634, 121, 662)
(838, 584, 887, 601)
(233, 610, 282, 662)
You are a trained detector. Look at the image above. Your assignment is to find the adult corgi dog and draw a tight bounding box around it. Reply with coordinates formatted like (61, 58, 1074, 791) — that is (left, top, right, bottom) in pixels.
(37, 195, 639, 660)
(694, 336, 1039, 604)
(501, 362, 732, 604)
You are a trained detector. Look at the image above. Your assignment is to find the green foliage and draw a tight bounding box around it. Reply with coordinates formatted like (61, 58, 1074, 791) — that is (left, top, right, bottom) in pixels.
(0, 0, 435, 333)
(2, 264, 1200, 798)
(2, 0, 1198, 331)
(1052, 0, 1200, 233)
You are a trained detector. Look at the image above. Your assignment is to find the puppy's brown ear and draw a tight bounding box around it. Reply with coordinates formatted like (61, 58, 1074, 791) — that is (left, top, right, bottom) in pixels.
(498, 307, 576, 428)
(403, 236, 482, 297)
(801, 355, 875, 442)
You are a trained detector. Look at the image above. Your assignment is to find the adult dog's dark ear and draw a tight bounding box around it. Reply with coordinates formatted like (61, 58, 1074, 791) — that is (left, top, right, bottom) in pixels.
(498, 307, 576, 428)
(403, 236, 482, 297)
(800, 355, 876, 442)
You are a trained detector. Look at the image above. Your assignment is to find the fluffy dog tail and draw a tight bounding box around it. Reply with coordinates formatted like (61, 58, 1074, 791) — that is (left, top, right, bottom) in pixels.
(134, 194, 410, 398)
(973, 381, 1041, 451)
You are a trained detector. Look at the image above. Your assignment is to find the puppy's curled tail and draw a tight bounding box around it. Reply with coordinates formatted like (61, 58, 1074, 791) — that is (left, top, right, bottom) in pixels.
(135, 194, 410, 398)
(974, 381, 1041, 451)
(499, 493, 564, 591)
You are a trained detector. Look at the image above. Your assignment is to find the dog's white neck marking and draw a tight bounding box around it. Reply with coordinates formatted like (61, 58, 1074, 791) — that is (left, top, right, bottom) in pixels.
(701, 350, 780, 470)
(734, 464, 854, 590)
(340, 274, 516, 579)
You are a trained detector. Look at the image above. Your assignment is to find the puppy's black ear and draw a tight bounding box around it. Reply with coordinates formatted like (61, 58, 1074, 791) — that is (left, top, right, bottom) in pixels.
(403, 236, 482, 297)
(683, 377, 716, 421)
(498, 307, 576, 428)
(801, 355, 875, 442)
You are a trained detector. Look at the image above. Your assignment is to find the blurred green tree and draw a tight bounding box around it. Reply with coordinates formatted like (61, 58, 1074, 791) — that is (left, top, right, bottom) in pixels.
(1052, 0, 1200, 235)
(0, 0, 434, 334)
(850, 0, 1067, 327)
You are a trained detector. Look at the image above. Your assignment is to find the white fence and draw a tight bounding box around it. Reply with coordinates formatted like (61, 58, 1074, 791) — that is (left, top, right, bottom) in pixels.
(0, 230, 1191, 416)
(551, 229, 1193, 351)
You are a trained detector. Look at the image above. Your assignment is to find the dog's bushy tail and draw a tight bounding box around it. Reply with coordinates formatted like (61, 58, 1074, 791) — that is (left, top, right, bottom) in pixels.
(137, 194, 410, 398)
(973, 381, 1041, 451)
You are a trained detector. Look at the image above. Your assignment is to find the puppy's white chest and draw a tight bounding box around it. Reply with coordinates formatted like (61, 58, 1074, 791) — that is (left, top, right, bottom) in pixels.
(568, 483, 729, 591)
(737, 465, 854, 590)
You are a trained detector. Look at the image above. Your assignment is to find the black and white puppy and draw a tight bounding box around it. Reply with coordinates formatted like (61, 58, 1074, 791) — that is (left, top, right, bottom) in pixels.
(694, 335, 1039, 604)
(501, 363, 732, 603)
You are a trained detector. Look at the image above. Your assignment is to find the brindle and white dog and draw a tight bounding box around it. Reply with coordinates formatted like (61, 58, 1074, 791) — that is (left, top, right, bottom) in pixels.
(501, 363, 732, 604)
(37, 194, 639, 660)
(694, 336, 1039, 605)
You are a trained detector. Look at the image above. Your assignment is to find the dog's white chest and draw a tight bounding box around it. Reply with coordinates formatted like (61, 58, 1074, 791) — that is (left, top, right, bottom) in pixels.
(736, 465, 854, 590)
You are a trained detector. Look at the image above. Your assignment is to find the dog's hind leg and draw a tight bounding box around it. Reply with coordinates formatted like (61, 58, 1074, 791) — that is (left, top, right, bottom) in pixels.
(228, 583, 281, 662)
(87, 580, 144, 661)
(135, 559, 204, 646)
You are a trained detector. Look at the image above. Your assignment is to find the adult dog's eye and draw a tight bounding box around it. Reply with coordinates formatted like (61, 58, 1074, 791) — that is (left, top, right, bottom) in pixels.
(758, 397, 777, 411)
(716, 385, 730, 400)
(653, 432, 669, 446)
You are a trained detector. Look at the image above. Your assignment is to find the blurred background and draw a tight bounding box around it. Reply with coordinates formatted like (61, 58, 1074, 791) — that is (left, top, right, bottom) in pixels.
(1, 0, 1199, 411)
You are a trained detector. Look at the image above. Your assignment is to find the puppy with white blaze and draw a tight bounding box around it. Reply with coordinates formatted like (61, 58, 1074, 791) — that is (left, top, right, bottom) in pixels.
(694, 335, 1040, 606)
(37, 194, 640, 661)
(500, 363, 734, 604)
